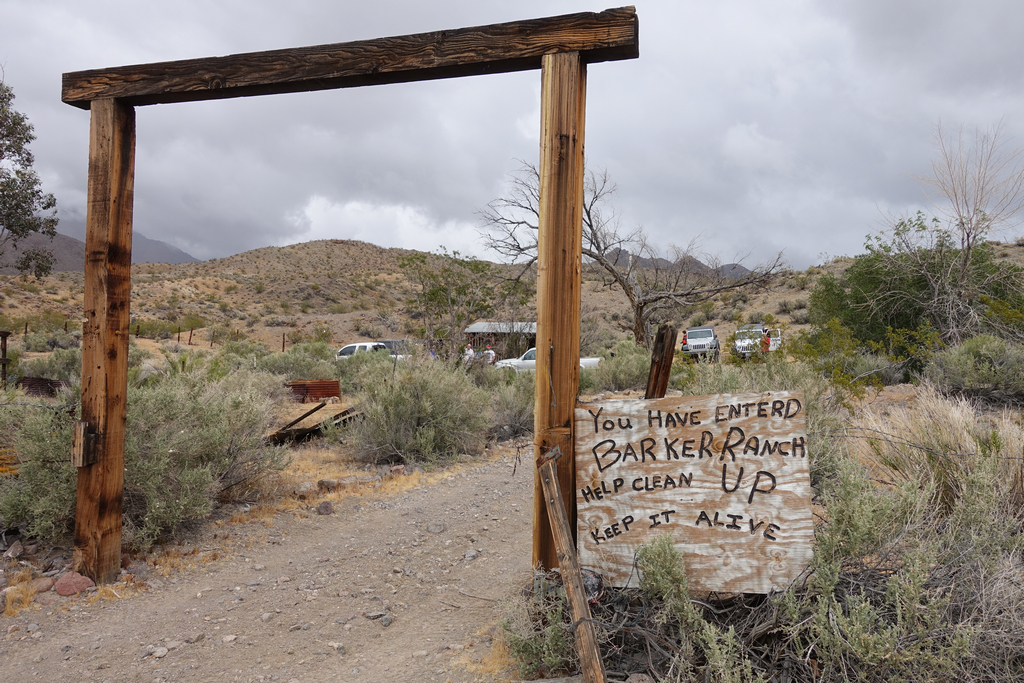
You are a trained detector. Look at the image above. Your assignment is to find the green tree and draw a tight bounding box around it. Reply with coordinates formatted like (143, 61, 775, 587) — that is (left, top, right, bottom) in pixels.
(398, 248, 497, 348)
(1, 80, 58, 279)
(854, 124, 1024, 344)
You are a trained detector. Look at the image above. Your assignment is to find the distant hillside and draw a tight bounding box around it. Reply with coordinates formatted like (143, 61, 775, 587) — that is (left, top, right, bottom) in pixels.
(0, 232, 85, 274)
(0, 228, 198, 273)
(132, 232, 200, 265)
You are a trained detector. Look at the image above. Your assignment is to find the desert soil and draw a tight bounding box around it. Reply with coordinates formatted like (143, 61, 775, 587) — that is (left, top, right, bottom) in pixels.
(0, 445, 537, 683)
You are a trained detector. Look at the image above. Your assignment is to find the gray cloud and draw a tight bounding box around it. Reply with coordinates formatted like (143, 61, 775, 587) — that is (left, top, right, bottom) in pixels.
(3, 1, 1024, 269)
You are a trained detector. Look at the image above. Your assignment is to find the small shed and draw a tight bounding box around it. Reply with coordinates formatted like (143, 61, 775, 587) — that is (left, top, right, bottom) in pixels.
(464, 321, 536, 356)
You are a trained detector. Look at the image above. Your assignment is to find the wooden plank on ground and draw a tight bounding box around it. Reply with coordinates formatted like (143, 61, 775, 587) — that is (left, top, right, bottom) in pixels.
(62, 7, 637, 109)
(533, 50, 587, 570)
(75, 98, 136, 584)
(538, 450, 606, 683)
(575, 391, 812, 594)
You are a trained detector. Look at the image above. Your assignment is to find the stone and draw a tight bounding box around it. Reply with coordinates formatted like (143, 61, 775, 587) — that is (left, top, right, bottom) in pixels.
(364, 611, 386, 620)
(261, 612, 274, 623)
(3, 540, 23, 560)
(317, 501, 334, 516)
(55, 571, 95, 596)
(317, 478, 340, 493)
(327, 641, 346, 654)
(390, 465, 406, 476)
(222, 634, 237, 643)
(27, 577, 54, 595)
(152, 647, 169, 658)
(464, 549, 478, 561)
(165, 641, 183, 650)
(426, 522, 446, 534)
(294, 482, 317, 500)
(380, 613, 393, 627)
(625, 674, 655, 683)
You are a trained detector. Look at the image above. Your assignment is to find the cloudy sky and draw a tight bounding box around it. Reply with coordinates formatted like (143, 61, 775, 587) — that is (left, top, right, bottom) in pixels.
(3, 0, 1024, 269)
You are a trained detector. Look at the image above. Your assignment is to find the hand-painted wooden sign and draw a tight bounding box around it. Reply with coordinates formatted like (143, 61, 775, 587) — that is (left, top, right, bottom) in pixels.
(575, 391, 813, 594)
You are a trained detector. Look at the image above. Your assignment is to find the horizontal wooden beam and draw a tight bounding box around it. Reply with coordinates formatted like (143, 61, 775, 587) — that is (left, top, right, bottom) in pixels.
(62, 7, 638, 109)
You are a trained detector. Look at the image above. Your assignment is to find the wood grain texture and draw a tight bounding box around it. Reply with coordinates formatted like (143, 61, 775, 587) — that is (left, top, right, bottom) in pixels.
(62, 7, 637, 109)
(538, 456, 606, 683)
(644, 324, 677, 399)
(74, 99, 135, 584)
(575, 392, 813, 594)
(533, 52, 587, 570)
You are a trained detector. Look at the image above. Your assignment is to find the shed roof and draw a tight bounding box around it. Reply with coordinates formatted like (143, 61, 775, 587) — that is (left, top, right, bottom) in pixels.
(464, 321, 537, 334)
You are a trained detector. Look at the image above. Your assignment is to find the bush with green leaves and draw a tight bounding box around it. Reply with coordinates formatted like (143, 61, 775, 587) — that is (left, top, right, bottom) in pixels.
(255, 341, 340, 380)
(351, 354, 489, 465)
(15, 347, 81, 382)
(20, 330, 79, 352)
(581, 339, 651, 393)
(490, 369, 534, 441)
(500, 577, 576, 679)
(923, 334, 1024, 397)
(0, 370, 289, 550)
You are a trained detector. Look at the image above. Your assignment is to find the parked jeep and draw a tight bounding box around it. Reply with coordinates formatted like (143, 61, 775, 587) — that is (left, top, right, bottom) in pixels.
(732, 324, 782, 359)
(681, 326, 720, 360)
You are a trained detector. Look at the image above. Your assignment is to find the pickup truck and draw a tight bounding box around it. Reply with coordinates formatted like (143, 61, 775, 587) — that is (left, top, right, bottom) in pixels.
(732, 324, 782, 359)
(495, 347, 603, 374)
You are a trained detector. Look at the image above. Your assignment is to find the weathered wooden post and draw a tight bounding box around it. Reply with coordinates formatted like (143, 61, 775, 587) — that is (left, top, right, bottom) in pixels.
(74, 98, 136, 583)
(644, 323, 678, 399)
(533, 51, 587, 571)
(0, 330, 10, 389)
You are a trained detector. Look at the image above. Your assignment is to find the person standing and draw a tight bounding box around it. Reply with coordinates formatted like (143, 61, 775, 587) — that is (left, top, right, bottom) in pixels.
(483, 344, 496, 364)
(463, 343, 475, 362)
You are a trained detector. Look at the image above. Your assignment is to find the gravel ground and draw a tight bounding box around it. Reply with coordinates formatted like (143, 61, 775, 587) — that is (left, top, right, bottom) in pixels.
(0, 448, 536, 683)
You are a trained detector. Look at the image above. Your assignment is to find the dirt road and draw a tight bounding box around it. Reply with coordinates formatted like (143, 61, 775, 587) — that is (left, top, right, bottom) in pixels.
(1, 449, 536, 682)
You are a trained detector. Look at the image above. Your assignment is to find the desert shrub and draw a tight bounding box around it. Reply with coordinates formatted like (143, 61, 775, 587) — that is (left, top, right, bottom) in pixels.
(358, 324, 384, 339)
(491, 370, 534, 441)
(0, 370, 289, 550)
(256, 343, 339, 380)
(351, 355, 489, 466)
(923, 334, 1024, 396)
(335, 350, 397, 394)
(746, 310, 766, 324)
(689, 312, 708, 327)
(466, 358, 505, 389)
(588, 340, 651, 392)
(20, 330, 79, 352)
(789, 309, 810, 325)
(0, 399, 78, 541)
(17, 347, 81, 382)
(500, 576, 575, 679)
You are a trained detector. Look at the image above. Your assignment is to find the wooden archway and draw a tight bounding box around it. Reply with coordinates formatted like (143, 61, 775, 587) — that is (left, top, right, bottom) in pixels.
(62, 7, 639, 584)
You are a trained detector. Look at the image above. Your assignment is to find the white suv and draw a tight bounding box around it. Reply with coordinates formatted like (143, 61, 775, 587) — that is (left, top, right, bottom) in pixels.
(337, 342, 387, 358)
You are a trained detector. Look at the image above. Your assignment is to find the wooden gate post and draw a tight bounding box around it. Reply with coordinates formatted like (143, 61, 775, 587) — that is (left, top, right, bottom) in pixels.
(74, 98, 135, 584)
(533, 51, 586, 570)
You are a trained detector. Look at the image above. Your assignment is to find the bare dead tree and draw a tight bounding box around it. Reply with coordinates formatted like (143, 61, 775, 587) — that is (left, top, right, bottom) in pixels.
(863, 123, 1024, 344)
(478, 162, 783, 348)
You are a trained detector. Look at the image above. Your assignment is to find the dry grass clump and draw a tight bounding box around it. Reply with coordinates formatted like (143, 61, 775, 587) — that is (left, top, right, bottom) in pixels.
(2, 568, 36, 617)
